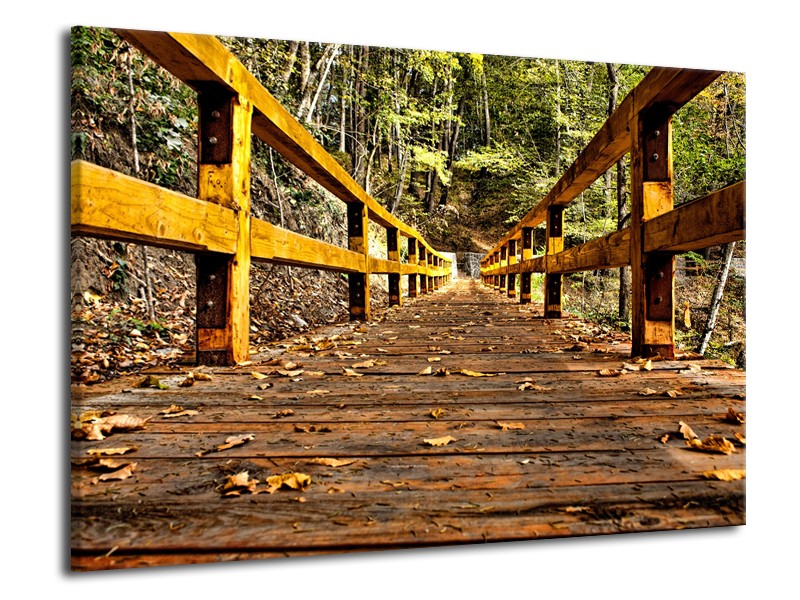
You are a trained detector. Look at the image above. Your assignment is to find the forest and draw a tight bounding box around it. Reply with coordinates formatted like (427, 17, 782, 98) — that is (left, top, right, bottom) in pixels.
(70, 25, 746, 384)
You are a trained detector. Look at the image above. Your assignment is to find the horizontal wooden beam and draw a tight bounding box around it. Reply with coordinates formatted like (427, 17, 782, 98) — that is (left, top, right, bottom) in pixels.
(643, 181, 745, 253)
(547, 228, 631, 274)
(115, 29, 448, 263)
(369, 257, 400, 274)
(71, 161, 237, 253)
(251, 219, 365, 273)
(483, 67, 722, 260)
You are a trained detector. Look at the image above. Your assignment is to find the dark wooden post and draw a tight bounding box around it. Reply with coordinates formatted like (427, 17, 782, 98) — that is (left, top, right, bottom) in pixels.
(196, 88, 253, 366)
(408, 237, 418, 298)
(631, 106, 675, 358)
(347, 201, 370, 320)
(499, 246, 507, 293)
(507, 238, 517, 298)
(387, 227, 401, 307)
(544, 206, 564, 318)
(520, 227, 533, 304)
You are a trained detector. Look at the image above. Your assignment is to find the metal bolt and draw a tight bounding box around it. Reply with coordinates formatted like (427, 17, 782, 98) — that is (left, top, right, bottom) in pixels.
(651, 153, 659, 161)
(211, 110, 221, 119)
(206, 300, 214, 308)
(654, 296, 662, 305)
(654, 129, 661, 137)
(657, 271, 664, 279)
(209, 274, 217, 281)
(208, 136, 218, 145)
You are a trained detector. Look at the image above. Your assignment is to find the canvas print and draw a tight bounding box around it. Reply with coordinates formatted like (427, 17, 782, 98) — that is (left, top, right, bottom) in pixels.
(70, 26, 745, 571)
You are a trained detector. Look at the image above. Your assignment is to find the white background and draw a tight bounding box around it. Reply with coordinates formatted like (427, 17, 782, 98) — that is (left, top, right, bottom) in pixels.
(1, 1, 795, 597)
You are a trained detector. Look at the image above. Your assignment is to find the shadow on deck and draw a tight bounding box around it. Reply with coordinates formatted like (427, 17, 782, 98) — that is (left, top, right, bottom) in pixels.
(70, 279, 745, 571)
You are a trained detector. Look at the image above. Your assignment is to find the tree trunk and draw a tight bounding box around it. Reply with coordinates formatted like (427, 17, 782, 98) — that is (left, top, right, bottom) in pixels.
(698, 242, 736, 355)
(481, 70, 491, 146)
(305, 43, 340, 124)
(390, 148, 408, 214)
(439, 95, 465, 206)
(282, 41, 299, 83)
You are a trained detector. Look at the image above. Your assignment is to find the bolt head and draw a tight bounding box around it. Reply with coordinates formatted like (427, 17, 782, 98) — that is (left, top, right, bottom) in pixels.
(208, 136, 218, 145)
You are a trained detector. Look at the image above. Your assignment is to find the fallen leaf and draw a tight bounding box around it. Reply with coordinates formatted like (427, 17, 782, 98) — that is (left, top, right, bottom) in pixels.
(702, 469, 745, 481)
(664, 389, 682, 398)
(342, 367, 363, 377)
(724, 407, 745, 424)
(460, 369, 496, 377)
(98, 462, 137, 481)
(162, 409, 199, 419)
(192, 372, 213, 381)
(686, 435, 736, 455)
(266, 472, 311, 492)
(496, 421, 525, 431)
(564, 506, 591, 513)
(304, 370, 325, 376)
(734, 432, 746, 445)
(309, 458, 357, 468)
(258, 382, 273, 390)
(439, 350, 453, 355)
(86, 447, 136, 456)
(642, 359, 653, 371)
(427, 357, 442, 363)
(160, 404, 186, 415)
(138, 375, 168, 389)
(380, 480, 409, 487)
(283, 361, 299, 370)
(219, 471, 261, 496)
(518, 382, 553, 391)
(433, 367, 450, 376)
(429, 408, 446, 419)
(294, 424, 332, 433)
(306, 389, 331, 396)
(418, 366, 433, 376)
(178, 377, 194, 387)
(639, 388, 659, 396)
(423, 435, 457, 446)
(197, 434, 255, 456)
(351, 360, 374, 368)
(598, 369, 623, 377)
(273, 409, 294, 419)
(251, 372, 269, 380)
(660, 434, 670, 444)
(678, 421, 699, 440)
(277, 369, 304, 377)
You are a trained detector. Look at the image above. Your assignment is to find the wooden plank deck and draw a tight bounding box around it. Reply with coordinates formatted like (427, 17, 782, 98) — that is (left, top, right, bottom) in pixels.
(70, 279, 745, 571)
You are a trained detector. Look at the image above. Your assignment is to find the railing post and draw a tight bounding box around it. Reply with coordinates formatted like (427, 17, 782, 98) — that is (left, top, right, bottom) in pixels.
(347, 202, 371, 320)
(544, 206, 564, 318)
(387, 227, 401, 307)
(499, 245, 507, 294)
(520, 227, 533, 304)
(419, 243, 428, 294)
(195, 88, 253, 366)
(408, 237, 418, 298)
(631, 107, 675, 358)
(507, 239, 517, 298)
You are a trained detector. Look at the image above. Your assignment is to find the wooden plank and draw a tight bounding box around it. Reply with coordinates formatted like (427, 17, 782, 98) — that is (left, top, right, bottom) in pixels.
(114, 29, 448, 263)
(348, 202, 370, 320)
(547, 228, 631, 274)
(71, 161, 237, 253)
(250, 219, 364, 272)
(644, 182, 745, 252)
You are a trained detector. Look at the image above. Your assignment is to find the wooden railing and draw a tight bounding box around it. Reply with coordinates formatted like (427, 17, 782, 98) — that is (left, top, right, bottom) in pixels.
(480, 67, 745, 359)
(71, 30, 453, 366)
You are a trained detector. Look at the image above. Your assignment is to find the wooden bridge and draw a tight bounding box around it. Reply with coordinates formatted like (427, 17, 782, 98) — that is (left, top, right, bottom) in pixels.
(70, 30, 745, 571)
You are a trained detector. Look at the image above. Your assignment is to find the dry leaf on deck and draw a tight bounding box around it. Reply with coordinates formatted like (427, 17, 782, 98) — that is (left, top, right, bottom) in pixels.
(258, 382, 273, 390)
(273, 409, 294, 419)
(429, 408, 446, 419)
(219, 471, 260, 496)
(496, 421, 525, 431)
(304, 370, 325, 376)
(294, 424, 332, 433)
(702, 469, 745, 481)
(678, 421, 699, 440)
(179, 377, 195, 387)
(734, 432, 746, 445)
(460, 369, 496, 377)
(342, 367, 363, 377)
(137, 375, 168, 389)
(724, 407, 745, 424)
(277, 369, 304, 377)
(352, 360, 375, 369)
(87, 447, 136, 456)
(162, 409, 199, 419)
(418, 366, 433, 376)
(427, 357, 442, 363)
(266, 472, 311, 492)
(433, 367, 450, 376)
(639, 388, 659, 396)
(664, 389, 682, 398)
(423, 435, 457, 446)
(98, 462, 137, 481)
(251, 372, 269, 380)
(439, 350, 453, 355)
(518, 382, 553, 391)
(642, 359, 653, 371)
(306, 389, 331, 396)
(686, 435, 736, 455)
(598, 369, 623, 377)
(192, 372, 213, 381)
(309, 458, 356, 468)
(197, 434, 255, 456)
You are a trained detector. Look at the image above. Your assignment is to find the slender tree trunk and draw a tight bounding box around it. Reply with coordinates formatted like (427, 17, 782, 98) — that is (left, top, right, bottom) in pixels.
(390, 148, 408, 214)
(282, 41, 299, 83)
(440, 95, 465, 206)
(554, 60, 561, 176)
(481, 70, 491, 146)
(698, 243, 736, 355)
(305, 43, 340, 124)
(126, 45, 155, 322)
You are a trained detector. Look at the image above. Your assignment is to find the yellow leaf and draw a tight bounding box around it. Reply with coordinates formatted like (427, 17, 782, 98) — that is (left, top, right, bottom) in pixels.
(423, 435, 457, 446)
(427, 357, 442, 363)
(266, 472, 311, 492)
(251, 372, 269, 380)
(642, 359, 653, 371)
(686, 435, 736, 455)
(220, 471, 260, 496)
(702, 469, 745, 481)
(351, 360, 375, 368)
(496, 421, 525, 431)
(304, 370, 325, 376)
(429, 408, 446, 419)
(162, 409, 199, 419)
(460, 369, 496, 377)
(277, 369, 304, 377)
(273, 409, 294, 419)
(197, 434, 255, 456)
(433, 367, 450, 376)
(193, 372, 213, 381)
(342, 367, 363, 377)
(639, 388, 659, 396)
(86, 447, 136, 456)
(418, 366, 433, 376)
(664, 389, 682, 398)
(306, 389, 331, 396)
(598, 369, 623, 377)
(683, 302, 692, 328)
(258, 382, 273, 390)
(724, 407, 745, 424)
(734, 432, 746, 445)
(518, 382, 553, 391)
(98, 462, 137, 481)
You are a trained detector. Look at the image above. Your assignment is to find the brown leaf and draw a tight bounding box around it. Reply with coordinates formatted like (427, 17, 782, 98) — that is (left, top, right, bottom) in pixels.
(429, 408, 446, 419)
(433, 367, 450, 376)
(303, 370, 325, 376)
(219, 471, 260, 496)
(639, 388, 659, 396)
(518, 382, 553, 391)
(686, 435, 736, 455)
(702, 469, 745, 481)
(427, 357, 442, 363)
(86, 447, 137, 456)
(273, 409, 295, 419)
(98, 462, 137, 481)
(162, 409, 199, 419)
(496, 421, 525, 431)
(294, 424, 332, 433)
(423, 435, 457, 446)
(258, 382, 273, 390)
(197, 434, 255, 456)
(734, 432, 746, 445)
(137, 375, 168, 389)
(306, 389, 331, 396)
(277, 369, 304, 377)
(724, 407, 745, 424)
(178, 377, 195, 387)
(251, 372, 269, 380)
(308, 458, 357, 468)
(351, 360, 375, 369)
(341, 367, 363, 377)
(192, 372, 213, 381)
(678, 421, 699, 440)
(598, 369, 623, 377)
(418, 366, 433, 376)
(664, 389, 682, 398)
